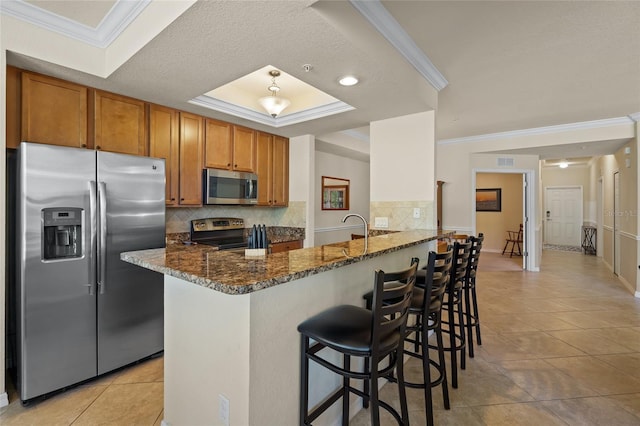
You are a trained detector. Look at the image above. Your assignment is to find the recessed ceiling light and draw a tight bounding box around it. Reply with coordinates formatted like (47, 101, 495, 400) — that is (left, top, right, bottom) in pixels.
(339, 76, 358, 86)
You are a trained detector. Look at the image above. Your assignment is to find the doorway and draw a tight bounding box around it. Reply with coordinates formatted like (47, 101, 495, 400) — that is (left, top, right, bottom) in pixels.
(544, 186, 583, 246)
(473, 171, 530, 270)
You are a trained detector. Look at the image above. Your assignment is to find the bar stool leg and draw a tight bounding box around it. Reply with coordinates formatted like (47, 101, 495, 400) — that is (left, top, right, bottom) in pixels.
(464, 285, 475, 358)
(421, 324, 434, 426)
(342, 354, 350, 425)
(435, 323, 450, 410)
(472, 284, 482, 346)
(300, 335, 310, 425)
(458, 299, 467, 371)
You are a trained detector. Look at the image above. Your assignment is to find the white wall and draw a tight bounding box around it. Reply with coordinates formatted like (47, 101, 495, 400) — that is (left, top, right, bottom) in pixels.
(1, 23, 8, 407)
(369, 111, 437, 231)
(289, 135, 315, 247)
(314, 151, 370, 246)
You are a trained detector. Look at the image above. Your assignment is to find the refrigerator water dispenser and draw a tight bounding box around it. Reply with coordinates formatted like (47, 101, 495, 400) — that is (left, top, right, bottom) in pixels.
(42, 207, 83, 260)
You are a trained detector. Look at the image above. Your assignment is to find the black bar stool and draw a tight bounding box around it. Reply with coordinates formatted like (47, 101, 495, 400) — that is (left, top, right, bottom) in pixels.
(405, 249, 454, 426)
(298, 259, 419, 425)
(464, 233, 484, 358)
(438, 241, 471, 388)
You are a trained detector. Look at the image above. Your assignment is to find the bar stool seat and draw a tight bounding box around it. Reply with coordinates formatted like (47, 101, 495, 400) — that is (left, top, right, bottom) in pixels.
(299, 305, 401, 355)
(298, 259, 419, 426)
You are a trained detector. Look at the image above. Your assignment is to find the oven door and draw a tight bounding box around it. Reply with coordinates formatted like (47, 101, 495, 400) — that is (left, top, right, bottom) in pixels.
(203, 169, 258, 205)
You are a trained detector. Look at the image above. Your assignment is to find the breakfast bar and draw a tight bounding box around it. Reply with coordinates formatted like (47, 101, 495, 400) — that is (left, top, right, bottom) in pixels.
(121, 230, 448, 426)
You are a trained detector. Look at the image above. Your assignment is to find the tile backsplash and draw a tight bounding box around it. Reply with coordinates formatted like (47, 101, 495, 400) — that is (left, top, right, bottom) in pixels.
(166, 201, 306, 233)
(370, 200, 435, 231)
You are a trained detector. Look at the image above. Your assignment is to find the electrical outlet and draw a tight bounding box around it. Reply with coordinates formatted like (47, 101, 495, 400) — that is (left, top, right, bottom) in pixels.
(219, 394, 230, 426)
(413, 208, 420, 218)
(374, 217, 389, 228)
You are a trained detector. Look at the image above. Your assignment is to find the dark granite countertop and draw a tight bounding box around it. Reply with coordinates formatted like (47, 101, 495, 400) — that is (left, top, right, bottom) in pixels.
(122, 229, 450, 295)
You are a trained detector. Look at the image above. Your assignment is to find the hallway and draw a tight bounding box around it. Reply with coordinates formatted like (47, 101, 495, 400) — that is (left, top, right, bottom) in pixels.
(1, 250, 639, 425)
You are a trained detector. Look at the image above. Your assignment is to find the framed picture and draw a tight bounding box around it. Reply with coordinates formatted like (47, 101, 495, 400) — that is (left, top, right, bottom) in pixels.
(321, 176, 350, 210)
(476, 188, 502, 212)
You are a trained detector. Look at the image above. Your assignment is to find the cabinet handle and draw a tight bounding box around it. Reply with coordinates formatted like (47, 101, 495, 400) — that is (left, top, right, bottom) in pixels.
(171, 198, 175, 201)
(227, 163, 231, 167)
(96, 145, 101, 150)
(181, 198, 184, 201)
(234, 164, 238, 168)
(81, 144, 87, 148)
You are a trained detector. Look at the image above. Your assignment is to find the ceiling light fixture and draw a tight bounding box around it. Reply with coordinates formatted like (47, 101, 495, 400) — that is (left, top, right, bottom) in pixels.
(559, 160, 569, 169)
(339, 76, 359, 86)
(258, 70, 290, 118)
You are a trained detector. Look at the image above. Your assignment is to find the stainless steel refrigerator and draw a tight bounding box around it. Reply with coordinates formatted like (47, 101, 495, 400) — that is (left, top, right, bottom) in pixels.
(15, 142, 165, 402)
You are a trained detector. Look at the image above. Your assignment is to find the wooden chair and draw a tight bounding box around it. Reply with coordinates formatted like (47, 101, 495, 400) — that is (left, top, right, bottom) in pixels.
(502, 224, 523, 257)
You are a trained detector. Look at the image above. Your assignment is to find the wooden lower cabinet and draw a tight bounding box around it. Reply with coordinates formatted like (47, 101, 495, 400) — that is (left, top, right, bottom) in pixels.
(149, 105, 179, 206)
(256, 132, 289, 206)
(270, 239, 302, 253)
(178, 112, 204, 206)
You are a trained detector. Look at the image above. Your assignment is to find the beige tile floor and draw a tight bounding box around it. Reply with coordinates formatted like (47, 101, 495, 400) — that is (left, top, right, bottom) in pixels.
(0, 356, 163, 425)
(2, 250, 640, 425)
(351, 250, 640, 425)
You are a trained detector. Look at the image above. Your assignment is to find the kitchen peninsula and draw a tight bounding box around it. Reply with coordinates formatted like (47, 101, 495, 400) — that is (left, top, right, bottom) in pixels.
(121, 229, 449, 426)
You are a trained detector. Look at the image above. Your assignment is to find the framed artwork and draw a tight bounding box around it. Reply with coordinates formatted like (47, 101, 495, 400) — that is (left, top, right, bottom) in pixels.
(476, 188, 502, 212)
(321, 176, 350, 210)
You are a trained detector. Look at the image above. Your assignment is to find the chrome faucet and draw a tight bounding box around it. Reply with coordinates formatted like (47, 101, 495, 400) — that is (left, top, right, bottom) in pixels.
(342, 213, 368, 248)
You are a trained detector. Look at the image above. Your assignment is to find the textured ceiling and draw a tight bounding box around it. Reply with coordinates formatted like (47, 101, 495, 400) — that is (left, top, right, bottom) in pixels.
(5, 0, 640, 161)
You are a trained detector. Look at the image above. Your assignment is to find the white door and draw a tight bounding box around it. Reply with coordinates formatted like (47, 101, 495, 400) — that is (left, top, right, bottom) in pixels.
(544, 187, 583, 246)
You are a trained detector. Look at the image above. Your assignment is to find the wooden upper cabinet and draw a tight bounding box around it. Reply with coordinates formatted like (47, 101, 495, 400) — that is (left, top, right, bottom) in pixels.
(232, 126, 256, 172)
(256, 132, 273, 206)
(94, 90, 146, 155)
(204, 121, 256, 172)
(21, 71, 88, 148)
(256, 132, 289, 206)
(179, 112, 204, 206)
(271, 135, 289, 206)
(149, 105, 179, 206)
(204, 119, 233, 169)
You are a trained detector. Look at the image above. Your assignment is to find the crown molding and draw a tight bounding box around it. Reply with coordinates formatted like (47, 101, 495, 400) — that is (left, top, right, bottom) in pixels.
(340, 129, 370, 143)
(189, 96, 355, 129)
(350, 0, 448, 91)
(438, 116, 636, 145)
(629, 112, 640, 122)
(0, 0, 150, 48)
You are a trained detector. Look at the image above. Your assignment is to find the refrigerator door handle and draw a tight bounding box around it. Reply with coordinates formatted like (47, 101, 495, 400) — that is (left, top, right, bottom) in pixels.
(98, 181, 107, 294)
(88, 181, 97, 295)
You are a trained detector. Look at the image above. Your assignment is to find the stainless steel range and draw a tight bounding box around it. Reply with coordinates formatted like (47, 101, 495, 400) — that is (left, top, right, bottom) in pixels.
(190, 217, 248, 250)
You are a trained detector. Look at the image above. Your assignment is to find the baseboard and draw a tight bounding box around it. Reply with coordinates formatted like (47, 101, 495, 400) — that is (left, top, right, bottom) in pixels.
(0, 391, 8, 408)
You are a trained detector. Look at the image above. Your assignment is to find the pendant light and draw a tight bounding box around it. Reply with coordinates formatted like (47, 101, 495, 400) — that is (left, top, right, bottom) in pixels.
(258, 70, 291, 118)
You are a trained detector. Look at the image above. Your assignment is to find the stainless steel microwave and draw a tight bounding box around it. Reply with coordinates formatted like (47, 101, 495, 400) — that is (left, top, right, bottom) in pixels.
(203, 169, 258, 205)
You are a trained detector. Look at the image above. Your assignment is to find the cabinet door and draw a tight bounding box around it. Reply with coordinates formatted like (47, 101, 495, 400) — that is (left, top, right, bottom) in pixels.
(149, 105, 179, 206)
(204, 119, 233, 169)
(256, 132, 273, 206)
(21, 71, 88, 148)
(270, 240, 302, 253)
(94, 91, 146, 155)
(232, 126, 256, 172)
(271, 136, 289, 206)
(179, 112, 203, 206)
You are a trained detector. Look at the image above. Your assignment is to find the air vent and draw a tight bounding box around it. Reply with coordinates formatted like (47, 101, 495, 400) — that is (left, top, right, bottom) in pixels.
(497, 157, 515, 167)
